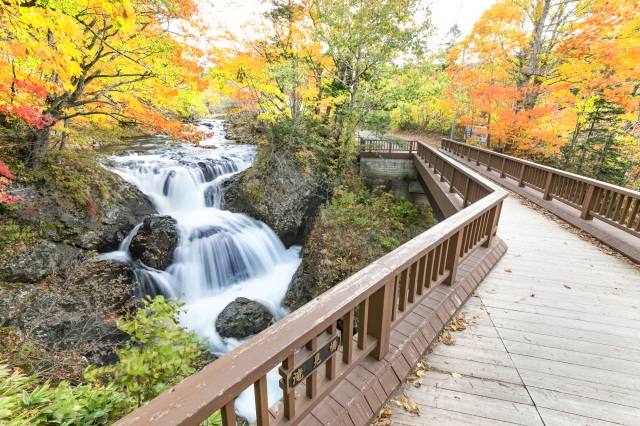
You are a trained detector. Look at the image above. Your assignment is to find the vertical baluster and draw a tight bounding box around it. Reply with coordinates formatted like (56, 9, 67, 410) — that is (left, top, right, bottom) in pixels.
(282, 355, 295, 420)
(407, 262, 418, 304)
(627, 199, 640, 229)
(305, 337, 317, 399)
(358, 298, 369, 350)
(439, 240, 449, 275)
(605, 192, 618, 218)
(618, 196, 633, 227)
(391, 275, 398, 322)
(426, 250, 435, 289)
(254, 376, 269, 426)
(432, 245, 441, 281)
(342, 310, 354, 364)
(449, 169, 457, 193)
(325, 324, 337, 380)
(613, 195, 628, 223)
(416, 255, 426, 295)
(222, 401, 237, 426)
(398, 269, 408, 312)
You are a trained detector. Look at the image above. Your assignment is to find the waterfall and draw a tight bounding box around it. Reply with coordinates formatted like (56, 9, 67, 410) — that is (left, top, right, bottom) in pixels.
(104, 120, 301, 422)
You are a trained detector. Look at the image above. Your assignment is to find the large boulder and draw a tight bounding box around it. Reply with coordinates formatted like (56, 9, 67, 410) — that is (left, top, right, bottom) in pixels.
(8, 173, 156, 253)
(215, 297, 273, 339)
(223, 165, 324, 247)
(129, 216, 179, 270)
(0, 240, 79, 283)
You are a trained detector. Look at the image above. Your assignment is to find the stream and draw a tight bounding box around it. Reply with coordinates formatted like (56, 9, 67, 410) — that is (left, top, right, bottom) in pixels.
(100, 119, 301, 421)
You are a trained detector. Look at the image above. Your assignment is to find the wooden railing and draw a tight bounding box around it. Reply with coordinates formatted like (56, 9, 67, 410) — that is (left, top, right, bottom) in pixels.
(115, 142, 507, 426)
(360, 138, 418, 153)
(442, 139, 640, 237)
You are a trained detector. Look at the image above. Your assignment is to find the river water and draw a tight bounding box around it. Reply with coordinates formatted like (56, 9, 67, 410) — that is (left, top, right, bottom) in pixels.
(100, 119, 301, 420)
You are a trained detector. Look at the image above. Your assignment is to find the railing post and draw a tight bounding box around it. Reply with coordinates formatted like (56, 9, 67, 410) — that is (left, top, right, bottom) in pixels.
(518, 163, 526, 187)
(500, 157, 507, 178)
(580, 184, 599, 220)
(487, 153, 492, 171)
(449, 169, 456, 193)
(543, 171, 555, 200)
(443, 231, 463, 285)
(482, 203, 501, 247)
(368, 280, 393, 361)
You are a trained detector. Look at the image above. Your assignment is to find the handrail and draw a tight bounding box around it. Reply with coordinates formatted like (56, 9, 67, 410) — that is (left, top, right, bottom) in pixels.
(359, 137, 418, 153)
(441, 138, 640, 237)
(115, 142, 507, 426)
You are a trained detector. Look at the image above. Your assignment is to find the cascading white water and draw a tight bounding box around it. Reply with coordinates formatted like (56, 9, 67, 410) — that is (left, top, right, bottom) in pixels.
(103, 119, 301, 421)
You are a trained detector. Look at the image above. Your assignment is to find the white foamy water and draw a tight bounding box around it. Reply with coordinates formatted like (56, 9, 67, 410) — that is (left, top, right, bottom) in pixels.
(103, 120, 301, 422)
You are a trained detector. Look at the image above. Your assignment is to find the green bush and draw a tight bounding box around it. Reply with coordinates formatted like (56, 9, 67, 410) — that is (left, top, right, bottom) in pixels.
(0, 296, 219, 425)
(300, 177, 435, 295)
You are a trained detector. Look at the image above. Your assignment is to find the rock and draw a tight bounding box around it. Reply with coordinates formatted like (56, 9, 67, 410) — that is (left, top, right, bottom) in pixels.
(9, 172, 156, 252)
(129, 216, 179, 270)
(215, 297, 273, 339)
(223, 163, 324, 247)
(6, 260, 138, 369)
(283, 263, 317, 312)
(0, 240, 80, 283)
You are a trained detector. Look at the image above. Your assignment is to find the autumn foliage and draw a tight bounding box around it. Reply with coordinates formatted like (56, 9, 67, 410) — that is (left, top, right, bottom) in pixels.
(444, 0, 640, 187)
(0, 0, 210, 166)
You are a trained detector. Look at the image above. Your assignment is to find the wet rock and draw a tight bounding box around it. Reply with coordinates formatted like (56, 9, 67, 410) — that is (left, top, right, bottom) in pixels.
(0, 240, 80, 283)
(223, 166, 324, 247)
(9, 174, 156, 252)
(215, 297, 273, 339)
(283, 263, 317, 312)
(129, 216, 179, 270)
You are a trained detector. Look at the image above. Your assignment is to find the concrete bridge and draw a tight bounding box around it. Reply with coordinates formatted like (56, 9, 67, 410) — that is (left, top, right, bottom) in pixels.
(116, 139, 640, 426)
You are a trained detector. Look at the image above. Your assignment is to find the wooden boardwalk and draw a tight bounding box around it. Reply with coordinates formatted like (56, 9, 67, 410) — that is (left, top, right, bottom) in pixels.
(386, 196, 640, 425)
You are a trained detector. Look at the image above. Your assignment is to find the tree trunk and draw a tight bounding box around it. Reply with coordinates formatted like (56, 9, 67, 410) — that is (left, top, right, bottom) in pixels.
(26, 126, 52, 169)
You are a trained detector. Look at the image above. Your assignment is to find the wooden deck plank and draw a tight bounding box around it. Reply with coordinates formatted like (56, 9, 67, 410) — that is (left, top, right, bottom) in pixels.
(393, 385, 543, 425)
(518, 369, 640, 409)
(527, 386, 640, 425)
(386, 195, 640, 426)
(536, 407, 623, 426)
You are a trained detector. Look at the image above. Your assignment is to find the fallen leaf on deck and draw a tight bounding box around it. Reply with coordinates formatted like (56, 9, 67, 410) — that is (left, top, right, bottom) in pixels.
(371, 419, 392, 426)
(415, 370, 426, 378)
(505, 268, 512, 273)
(391, 398, 403, 407)
(451, 372, 463, 380)
(381, 408, 393, 418)
(564, 284, 572, 289)
(413, 380, 422, 388)
(402, 391, 420, 415)
(440, 332, 455, 345)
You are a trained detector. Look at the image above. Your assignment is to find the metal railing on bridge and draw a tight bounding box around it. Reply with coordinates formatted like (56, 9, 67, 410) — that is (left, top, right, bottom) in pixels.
(441, 138, 640, 238)
(115, 142, 507, 426)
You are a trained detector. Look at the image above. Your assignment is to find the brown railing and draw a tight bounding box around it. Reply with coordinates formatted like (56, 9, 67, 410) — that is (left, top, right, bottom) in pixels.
(115, 142, 507, 426)
(359, 137, 418, 153)
(442, 139, 640, 237)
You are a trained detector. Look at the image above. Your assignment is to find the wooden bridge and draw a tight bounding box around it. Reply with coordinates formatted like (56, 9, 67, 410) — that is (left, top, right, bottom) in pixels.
(115, 138, 640, 426)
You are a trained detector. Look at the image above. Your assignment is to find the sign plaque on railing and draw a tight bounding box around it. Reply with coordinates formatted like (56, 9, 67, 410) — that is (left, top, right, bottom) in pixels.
(280, 334, 341, 394)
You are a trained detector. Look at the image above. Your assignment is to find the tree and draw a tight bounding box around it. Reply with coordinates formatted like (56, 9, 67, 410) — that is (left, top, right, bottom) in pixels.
(0, 0, 207, 168)
(310, 0, 431, 147)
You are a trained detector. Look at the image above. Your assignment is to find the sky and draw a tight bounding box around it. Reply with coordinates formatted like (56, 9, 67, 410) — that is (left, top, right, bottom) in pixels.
(430, 0, 498, 40)
(206, 0, 498, 47)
